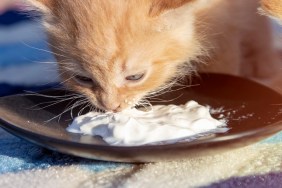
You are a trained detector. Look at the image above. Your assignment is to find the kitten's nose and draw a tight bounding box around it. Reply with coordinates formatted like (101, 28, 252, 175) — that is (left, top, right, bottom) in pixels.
(100, 101, 121, 112)
(110, 104, 122, 113)
(112, 106, 122, 113)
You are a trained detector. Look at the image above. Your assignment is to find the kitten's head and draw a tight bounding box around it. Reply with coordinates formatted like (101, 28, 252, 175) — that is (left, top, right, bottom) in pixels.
(27, 0, 208, 112)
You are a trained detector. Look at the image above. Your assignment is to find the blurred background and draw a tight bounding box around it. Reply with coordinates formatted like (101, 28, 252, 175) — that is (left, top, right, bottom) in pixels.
(0, 0, 59, 96)
(0, 1, 282, 97)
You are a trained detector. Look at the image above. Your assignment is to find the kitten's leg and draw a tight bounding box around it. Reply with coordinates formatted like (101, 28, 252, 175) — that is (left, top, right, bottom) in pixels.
(197, 33, 242, 76)
(241, 17, 282, 93)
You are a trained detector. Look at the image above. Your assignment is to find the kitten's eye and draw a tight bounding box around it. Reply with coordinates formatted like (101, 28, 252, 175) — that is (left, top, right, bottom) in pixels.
(126, 73, 145, 81)
(74, 75, 93, 85)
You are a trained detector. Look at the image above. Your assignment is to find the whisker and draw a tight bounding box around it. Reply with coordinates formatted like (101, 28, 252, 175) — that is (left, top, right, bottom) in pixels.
(28, 95, 84, 110)
(70, 99, 89, 119)
(58, 73, 77, 85)
(23, 91, 80, 99)
(144, 94, 183, 104)
(78, 101, 92, 116)
(44, 98, 88, 123)
(44, 41, 68, 54)
(21, 42, 69, 59)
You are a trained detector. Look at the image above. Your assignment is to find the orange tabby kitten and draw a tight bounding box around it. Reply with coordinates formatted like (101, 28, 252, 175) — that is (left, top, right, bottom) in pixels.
(261, 0, 282, 20)
(26, 0, 281, 112)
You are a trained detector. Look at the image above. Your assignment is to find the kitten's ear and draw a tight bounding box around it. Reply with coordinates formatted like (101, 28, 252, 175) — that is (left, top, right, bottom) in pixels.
(149, 0, 194, 17)
(26, 0, 54, 13)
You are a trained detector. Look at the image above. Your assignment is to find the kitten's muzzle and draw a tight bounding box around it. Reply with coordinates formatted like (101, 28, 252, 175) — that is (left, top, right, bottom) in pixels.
(99, 100, 122, 113)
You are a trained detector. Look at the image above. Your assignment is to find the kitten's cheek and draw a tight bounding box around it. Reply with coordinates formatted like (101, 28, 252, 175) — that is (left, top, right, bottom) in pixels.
(123, 96, 143, 109)
(84, 95, 103, 110)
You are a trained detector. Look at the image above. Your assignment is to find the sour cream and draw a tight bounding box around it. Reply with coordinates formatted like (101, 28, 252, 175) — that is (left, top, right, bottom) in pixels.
(67, 101, 227, 146)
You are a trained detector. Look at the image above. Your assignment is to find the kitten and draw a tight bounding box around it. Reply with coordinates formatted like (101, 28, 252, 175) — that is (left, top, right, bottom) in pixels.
(26, 0, 281, 112)
(261, 0, 282, 20)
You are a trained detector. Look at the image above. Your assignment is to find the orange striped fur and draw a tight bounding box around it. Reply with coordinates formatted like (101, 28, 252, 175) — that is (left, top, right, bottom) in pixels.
(26, 0, 281, 111)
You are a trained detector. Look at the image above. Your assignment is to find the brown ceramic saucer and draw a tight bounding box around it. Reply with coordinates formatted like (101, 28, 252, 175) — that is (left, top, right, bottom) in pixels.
(0, 73, 281, 162)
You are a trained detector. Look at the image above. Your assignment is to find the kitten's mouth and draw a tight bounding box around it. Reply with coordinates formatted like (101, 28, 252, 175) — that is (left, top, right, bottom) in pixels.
(92, 102, 142, 113)
(92, 102, 123, 113)
(88, 97, 146, 113)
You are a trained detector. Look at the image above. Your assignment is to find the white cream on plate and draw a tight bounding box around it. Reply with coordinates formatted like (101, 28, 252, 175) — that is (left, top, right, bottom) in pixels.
(67, 101, 227, 146)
